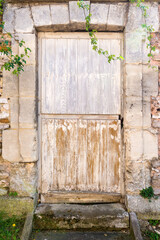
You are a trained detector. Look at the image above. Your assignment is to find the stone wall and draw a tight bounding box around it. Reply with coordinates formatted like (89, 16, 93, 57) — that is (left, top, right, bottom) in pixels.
(0, 34, 11, 196)
(149, 30, 160, 196)
(0, 1, 160, 217)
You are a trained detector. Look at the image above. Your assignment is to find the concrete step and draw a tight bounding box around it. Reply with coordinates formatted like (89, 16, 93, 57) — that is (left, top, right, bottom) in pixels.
(33, 203, 129, 231)
(31, 231, 131, 240)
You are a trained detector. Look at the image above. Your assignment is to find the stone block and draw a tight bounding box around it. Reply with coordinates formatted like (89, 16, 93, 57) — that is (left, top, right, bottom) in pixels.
(125, 130, 143, 161)
(11, 37, 19, 56)
(125, 96, 142, 128)
(21, 212, 34, 240)
(34, 203, 129, 230)
(2, 129, 20, 163)
(0, 157, 10, 172)
(0, 98, 8, 104)
(19, 97, 36, 128)
(51, 4, 69, 25)
(90, 4, 108, 25)
(151, 159, 160, 168)
(143, 100, 151, 128)
(0, 171, 9, 180)
(10, 97, 18, 128)
(125, 3, 143, 33)
(126, 195, 160, 219)
(0, 124, 9, 130)
(0, 196, 35, 217)
(0, 188, 8, 196)
(143, 130, 158, 160)
(125, 64, 142, 97)
(19, 129, 38, 162)
(3, 70, 18, 98)
(69, 1, 89, 28)
(129, 212, 143, 240)
(142, 34, 150, 64)
(126, 161, 151, 194)
(152, 119, 160, 128)
(107, 3, 127, 31)
(19, 65, 36, 97)
(145, 2, 159, 32)
(0, 101, 9, 120)
(142, 65, 158, 98)
(18, 34, 36, 65)
(3, 4, 15, 33)
(10, 163, 37, 197)
(31, 5, 51, 27)
(125, 31, 142, 64)
(0, 179, 9, 188)
(15, 7, 34, 33)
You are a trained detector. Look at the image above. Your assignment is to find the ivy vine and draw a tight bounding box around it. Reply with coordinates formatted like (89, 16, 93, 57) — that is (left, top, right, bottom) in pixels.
(0, 0, 31, 75)
(130, 0, 157, 69)
(77, 0, 124, 63)
(0, 0, 157, 75)
(77, 0, 157, 68)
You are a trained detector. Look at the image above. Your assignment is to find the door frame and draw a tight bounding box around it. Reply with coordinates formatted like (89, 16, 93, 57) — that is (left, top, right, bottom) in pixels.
(38, 32, 125, 203)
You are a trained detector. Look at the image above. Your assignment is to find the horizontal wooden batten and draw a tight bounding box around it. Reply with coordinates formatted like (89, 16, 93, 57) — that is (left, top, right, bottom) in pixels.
(41, 114, 119, 120)
(39, 32, 123, 39)
(41, 192, 122, 204)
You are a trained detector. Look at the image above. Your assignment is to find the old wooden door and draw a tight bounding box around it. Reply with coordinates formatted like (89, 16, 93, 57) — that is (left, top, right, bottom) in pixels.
(39, 32, 123, 203)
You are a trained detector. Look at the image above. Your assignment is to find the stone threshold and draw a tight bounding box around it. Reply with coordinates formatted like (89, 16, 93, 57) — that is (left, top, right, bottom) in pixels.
(8, 0, 129, 3)
(31, 231, 131, 240)
(7, 0, 158, 3)
(33, 203, 129, 231)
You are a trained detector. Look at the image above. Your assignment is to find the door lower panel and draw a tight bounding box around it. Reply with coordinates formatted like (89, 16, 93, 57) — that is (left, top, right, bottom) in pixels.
(41, 116, 121, 197)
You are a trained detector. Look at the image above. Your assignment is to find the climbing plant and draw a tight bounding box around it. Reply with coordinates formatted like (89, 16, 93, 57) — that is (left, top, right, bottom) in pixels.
(0, 0, 158, 75)
(0, 0, 31, 75)
(77, 0, 157, 68)
(77, 0, 124, 63)
(130, 0, 157, 69)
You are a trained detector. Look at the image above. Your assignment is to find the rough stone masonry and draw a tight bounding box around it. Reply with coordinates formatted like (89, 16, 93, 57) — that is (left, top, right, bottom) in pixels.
(0, 0, 160, 219)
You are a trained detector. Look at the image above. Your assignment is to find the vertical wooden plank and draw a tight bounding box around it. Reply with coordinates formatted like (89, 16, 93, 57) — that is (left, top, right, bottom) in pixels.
(54, 39, 68, 114)
(41, 39, 46, 113)
(99, 39, 111, 114)
(87, 120, 100, 191)
(108, 120, 120, 192)
(99, 120, 108, 192)
(77, 39, 88, 114)
(67, 39, 78, 114)
(110, 39, 121, 114)
(55, 119, 67, 190)
(41, 119, 55, 193)
(65, 120, 77, 190)
(42, 39, 56, 113)
(87, 41, 101, 114)
(77, 119, 87, 191)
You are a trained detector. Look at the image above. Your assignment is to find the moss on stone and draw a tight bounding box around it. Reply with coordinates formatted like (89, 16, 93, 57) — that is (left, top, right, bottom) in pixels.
(33, 214, 129, 231)
(0, 196, 35, 217)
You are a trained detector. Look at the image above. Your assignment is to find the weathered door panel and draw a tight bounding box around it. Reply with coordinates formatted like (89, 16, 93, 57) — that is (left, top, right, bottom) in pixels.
(39, 33, 123, 203)
(40, 33, 121, 115)
(41, 117, 121, 194)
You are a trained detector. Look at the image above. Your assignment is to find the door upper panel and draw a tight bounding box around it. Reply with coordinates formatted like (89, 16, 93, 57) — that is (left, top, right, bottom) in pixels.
(39, 33, 123, 115)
